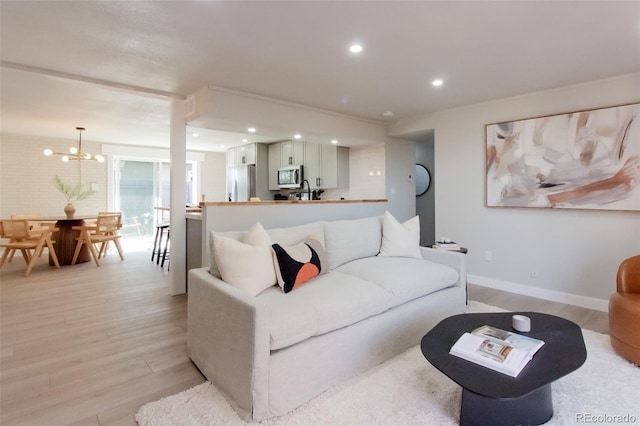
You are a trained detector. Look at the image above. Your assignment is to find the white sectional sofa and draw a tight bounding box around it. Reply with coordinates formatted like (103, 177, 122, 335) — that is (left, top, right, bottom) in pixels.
(187, 215, 467, 421)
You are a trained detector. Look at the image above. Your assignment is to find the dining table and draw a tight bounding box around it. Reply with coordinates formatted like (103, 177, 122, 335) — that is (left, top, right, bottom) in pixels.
(37, 215, 97, 265)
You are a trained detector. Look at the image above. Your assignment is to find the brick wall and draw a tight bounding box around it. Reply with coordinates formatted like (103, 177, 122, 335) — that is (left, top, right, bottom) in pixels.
(0, 133, 108, 218)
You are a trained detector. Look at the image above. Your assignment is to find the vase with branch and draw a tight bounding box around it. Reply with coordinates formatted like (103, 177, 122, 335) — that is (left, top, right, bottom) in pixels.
(55, 175, 95, 218)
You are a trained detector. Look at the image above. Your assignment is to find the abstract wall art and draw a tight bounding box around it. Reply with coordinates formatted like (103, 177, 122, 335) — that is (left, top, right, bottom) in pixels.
(486, 103, 640, 211)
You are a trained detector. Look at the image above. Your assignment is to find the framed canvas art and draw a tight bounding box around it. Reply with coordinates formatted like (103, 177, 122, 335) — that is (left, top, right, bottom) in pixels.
(486, 103, 640, 211)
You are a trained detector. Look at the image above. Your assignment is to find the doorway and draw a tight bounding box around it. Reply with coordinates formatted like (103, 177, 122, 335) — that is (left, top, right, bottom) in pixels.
(112, 158, 198, 250)
(416, 131, 435, 246)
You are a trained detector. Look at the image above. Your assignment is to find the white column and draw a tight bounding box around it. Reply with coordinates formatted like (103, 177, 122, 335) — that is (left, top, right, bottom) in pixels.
(169, 98, 187, 295)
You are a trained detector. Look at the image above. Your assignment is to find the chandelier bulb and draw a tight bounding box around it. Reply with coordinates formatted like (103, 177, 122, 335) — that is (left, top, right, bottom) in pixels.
(43, 127, 104, 163)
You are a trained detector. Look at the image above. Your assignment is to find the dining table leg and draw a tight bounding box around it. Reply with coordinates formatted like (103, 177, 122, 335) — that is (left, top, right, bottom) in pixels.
(50, 219, 91, 265)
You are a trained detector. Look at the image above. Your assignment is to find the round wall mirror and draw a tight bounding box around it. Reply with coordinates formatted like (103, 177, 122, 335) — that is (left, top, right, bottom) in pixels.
(415, 164, 431, 196)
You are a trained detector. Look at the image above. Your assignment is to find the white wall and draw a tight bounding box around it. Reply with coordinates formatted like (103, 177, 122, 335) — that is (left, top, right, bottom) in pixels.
(385, 137, 417, 222)
(389, 73, 640, 311)
(323, 144, 386, 201)
(0, 133, 108, 218)
(0, 133, 229, 217)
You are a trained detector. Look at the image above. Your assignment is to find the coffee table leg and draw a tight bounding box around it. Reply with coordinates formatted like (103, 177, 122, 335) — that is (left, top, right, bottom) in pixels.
(460, 384, 553, 426)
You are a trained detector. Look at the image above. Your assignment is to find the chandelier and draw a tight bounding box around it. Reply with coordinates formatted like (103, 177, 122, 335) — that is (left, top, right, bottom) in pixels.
(44, 127, 105, 163)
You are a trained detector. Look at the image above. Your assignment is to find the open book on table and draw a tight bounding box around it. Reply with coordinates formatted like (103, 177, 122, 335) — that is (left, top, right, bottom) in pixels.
(449, 325, 545, 377)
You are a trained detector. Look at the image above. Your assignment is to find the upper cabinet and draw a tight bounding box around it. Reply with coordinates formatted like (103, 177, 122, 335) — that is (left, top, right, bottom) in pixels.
(268, 143, 281, 190)
(234, 143, 256, 166)
(268, 140, 349, 190)
(280, 140, 304, 166)
(268, 140, 304, 190)
(304, 142, 338, 189)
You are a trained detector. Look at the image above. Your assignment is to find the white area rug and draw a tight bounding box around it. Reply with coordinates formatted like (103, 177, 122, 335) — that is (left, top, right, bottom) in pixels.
(136, 302, 640, 425)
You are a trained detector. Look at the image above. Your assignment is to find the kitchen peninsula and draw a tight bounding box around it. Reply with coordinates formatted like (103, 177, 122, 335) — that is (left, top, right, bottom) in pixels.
(188, 199, 388, 270)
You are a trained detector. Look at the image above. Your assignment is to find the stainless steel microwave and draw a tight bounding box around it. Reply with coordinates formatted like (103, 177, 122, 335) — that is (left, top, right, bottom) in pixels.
(278, 165, 303, 188)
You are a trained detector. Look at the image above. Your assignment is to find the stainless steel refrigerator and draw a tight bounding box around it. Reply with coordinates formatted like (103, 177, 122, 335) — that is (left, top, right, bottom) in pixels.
(232, 164, 256, 202)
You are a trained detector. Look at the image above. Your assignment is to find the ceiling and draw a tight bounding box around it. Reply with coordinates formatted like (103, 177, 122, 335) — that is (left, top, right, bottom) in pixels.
(1, 1, 638, 151)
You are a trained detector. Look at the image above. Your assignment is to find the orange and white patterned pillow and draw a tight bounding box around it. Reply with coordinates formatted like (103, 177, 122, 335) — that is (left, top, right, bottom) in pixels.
(271, 238, 328, 293)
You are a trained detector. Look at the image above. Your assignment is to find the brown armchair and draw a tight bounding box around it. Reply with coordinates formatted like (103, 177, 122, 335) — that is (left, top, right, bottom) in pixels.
(609, 255, 640, 365)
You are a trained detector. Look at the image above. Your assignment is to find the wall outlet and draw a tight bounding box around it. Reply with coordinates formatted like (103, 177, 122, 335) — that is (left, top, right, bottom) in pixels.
(485, 250, 492, 261)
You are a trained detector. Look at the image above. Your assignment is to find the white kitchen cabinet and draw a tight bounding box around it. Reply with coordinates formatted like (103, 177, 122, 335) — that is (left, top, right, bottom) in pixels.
(280, 140, 304, 166)
(268, 140, 348, 191)
(320, 143, 338, 188)
(304, 142, 339, 189)
(268, 143, 281, 190)
(303, 142, 321, 188)
(234, 143, 256, 166)
(268, 140, 304, 189)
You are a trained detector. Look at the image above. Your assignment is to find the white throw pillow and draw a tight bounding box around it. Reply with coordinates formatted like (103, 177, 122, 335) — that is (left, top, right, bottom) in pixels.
(378, 211, 422, 259)
(212, 223, 277, 296)
(243, 221, 271, 246)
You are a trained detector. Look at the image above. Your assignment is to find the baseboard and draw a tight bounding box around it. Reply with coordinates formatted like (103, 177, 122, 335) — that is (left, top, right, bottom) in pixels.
(468, 274, 609, 313)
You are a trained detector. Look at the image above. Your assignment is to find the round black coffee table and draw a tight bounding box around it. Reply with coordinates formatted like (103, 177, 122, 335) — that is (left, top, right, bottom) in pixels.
(421, 312, 586, 426)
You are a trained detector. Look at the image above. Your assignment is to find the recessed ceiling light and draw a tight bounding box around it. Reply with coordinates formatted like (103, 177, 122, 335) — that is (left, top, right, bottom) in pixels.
(382, 111, 394, 117)
(331, 139, 338, 144)
(349, 44, 363, 53)
(432, 79, 444, 87)
(192, 133, 199, 137)
(294, 134, 302, 139)
(220, 144, 225, 148)
(242, 138, 248, 143)
(247, 127, 256, 133)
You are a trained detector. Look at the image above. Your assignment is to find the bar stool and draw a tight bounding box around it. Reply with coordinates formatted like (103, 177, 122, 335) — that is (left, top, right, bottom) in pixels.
(161, 227, 170, 268)
(151, 223, 170, 263)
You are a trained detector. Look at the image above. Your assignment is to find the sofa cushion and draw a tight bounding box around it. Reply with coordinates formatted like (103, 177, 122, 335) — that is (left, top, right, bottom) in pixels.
(378, 211, 422, 259)
(324, 217, 382, 269)
(257, 271, 392, 350)
(336, 257, 459, 307)
(271, 238, 329, 293)
(267, 221, 325, 247)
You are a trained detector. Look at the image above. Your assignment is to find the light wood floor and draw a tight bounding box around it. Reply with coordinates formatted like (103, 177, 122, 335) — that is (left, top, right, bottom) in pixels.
(0, 239, 206, 426)
(1, 239, 610, 425)
(467, 284, 609, 335)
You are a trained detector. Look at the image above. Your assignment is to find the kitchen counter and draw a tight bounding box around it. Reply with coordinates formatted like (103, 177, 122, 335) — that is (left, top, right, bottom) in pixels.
(199, 199, 387, 207)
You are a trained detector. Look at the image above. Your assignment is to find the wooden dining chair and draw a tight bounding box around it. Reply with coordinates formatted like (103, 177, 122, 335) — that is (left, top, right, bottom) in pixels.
(6, 214, 51, 263)
(71, 212, 124, 267)
(0, 219, 60, 276)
